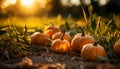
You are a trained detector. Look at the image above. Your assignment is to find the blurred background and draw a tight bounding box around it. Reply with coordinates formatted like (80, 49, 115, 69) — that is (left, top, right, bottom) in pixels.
(0, 0, 120, 17)
(0, 0, 120, 28)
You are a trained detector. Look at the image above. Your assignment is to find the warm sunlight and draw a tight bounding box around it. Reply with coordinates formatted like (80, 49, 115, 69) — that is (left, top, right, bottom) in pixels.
(20, 0, 35, 7)
(9, 0, 17, 5)
(1, 0, 17, 9)
(37, 0, 47, 8)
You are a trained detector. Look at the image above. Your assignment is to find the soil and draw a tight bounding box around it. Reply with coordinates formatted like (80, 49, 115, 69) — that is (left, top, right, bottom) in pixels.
(0, 46, 120, 69)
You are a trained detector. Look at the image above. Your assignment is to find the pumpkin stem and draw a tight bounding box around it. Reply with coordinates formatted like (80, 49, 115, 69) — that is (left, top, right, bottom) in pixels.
(61, 29, 65, 40)
(79, 27, 85, 36)
(39, 29, 43, 33)
(49, 21, 54, 26)
(93, 40, 99, 46)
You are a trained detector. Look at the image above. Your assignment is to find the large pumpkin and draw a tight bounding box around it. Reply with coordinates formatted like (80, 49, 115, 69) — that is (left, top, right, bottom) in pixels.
(52, 30, 71, 42)
(51, 30, 71, 53)
(81, 41, 106, 61)
(30, 31, 51, 45)
(113, 39, 120, 55)
(71, 27, 95, 52)
(45, 22, 61, 38)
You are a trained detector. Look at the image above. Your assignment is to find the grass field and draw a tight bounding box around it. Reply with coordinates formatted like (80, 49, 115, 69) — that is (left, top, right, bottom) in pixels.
(0, 13, 120, 69)
(0, 16, 68, 30)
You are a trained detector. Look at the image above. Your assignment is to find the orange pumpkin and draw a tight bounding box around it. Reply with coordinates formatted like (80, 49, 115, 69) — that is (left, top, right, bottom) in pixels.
(30, 31, 51, 45)
(71, 27, 95, 52)
(52, 30, 71, 42)
(51, 30, 71, 53)
(81, 41, 106, 61)
(113, 39, 120, 55)
(45, 22, 61, 38)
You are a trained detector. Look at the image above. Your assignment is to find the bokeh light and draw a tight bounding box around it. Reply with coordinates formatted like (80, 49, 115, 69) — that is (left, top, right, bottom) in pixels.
(60, 0, 80, 6)
(60, 0, 71, 6)
(9, 0, 17, 5)
(1, 0, 17, 9)
(70, 0, 80, 6)
(84, 0, 91, 5)
(99, 0, 107, 6)
(20, 0, 35, 7)
(36, 0, 47, 8)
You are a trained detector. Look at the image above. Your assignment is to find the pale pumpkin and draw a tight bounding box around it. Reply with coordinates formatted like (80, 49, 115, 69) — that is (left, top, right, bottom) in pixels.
(81, 41, 106, 61)
(51, 30, 71, 53)
(30, 32, 51, 45)
(71, 27, 95, 52)
(52, 30, 71, 42)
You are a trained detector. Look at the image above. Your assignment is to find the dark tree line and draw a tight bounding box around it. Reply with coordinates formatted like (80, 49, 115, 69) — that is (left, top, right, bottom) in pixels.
(49, 0, 120, 17)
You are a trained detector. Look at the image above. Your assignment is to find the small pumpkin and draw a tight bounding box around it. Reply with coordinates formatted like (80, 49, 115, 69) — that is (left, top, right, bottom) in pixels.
(51, 30, 71, 53)
(113, 39, 120, 55)
(45, 22, 61, 38)
(52, 30, 71, 42)
(30, 30, 51, 45)
(71, 27, 95, 52)
(81, 41, 106, 61)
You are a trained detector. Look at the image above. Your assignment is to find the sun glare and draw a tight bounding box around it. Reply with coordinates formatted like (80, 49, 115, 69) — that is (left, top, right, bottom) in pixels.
(21, 0, 35, 7)
(9, 0, 17, 5)
(37, 0, 47, 8)
(1, 0, 17, 9)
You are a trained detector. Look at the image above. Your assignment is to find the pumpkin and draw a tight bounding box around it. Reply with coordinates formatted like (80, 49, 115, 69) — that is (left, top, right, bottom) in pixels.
(30, 30, 51, 45)
(51, 30, 71, 53)
(71, 27, 95, 52)
(52, 30, 71, 42)
(81, 41, 106, 61)
(113, 39, 120, 55)
(45, 22, 61, 38)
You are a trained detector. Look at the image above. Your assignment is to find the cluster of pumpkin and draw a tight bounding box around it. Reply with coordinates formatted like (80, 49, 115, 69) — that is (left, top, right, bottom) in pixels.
(30, 22, 120, 61)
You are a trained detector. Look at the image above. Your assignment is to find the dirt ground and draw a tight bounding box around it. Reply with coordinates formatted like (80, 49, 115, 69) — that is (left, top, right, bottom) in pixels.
(1, 46, 120, 69)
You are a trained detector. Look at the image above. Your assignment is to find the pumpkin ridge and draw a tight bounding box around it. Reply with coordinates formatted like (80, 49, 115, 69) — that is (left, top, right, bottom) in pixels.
(81, 45, 89, 60)
(81, 42, 106, 61)
(51, 37, 70, 53)
(82, 45, 94, 60)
